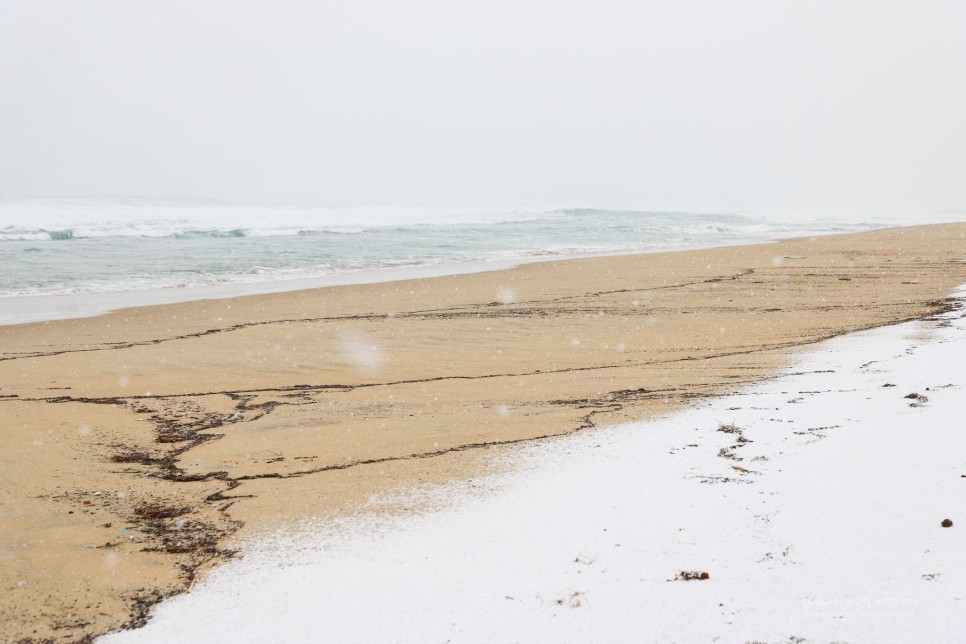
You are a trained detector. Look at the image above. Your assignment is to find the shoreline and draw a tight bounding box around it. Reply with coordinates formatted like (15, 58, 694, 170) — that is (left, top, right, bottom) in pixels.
(2, 223, 965, 642)
(11, 205, 966, 328)
(0, 237, 814, 327)
(10, 217, 959, 327)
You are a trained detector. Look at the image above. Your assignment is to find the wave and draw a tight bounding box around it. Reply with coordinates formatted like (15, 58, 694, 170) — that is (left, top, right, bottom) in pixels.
(4, 197, 952, 242)
(0, 198, 569, 241)
(2, 198, 959, 303)
(174, 229, 248, 239)
(0, 254, 509, 297)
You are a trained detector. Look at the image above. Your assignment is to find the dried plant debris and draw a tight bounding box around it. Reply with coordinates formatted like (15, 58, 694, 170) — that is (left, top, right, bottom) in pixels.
(905, 392, 928, 407)
(717, 422, 743, 434)
(553, 591, 587, 608)
(110, 450, 166, 466)
(793, 425, 841, 443)
(671, 570, 710, 581)
(714, 422, 754, 466)
(695, 475, 753, 485)
(133, 503, 190, 520)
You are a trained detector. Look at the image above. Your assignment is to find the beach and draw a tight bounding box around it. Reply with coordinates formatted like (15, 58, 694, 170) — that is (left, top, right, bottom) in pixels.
(2, 223, 966, 641)
(106, 283, 966, 643)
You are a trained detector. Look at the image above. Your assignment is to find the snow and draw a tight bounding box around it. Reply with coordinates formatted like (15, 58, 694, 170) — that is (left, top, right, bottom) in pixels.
(103, 288, 966, 643)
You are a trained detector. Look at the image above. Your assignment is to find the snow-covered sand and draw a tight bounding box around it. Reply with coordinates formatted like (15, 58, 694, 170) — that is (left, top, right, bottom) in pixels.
(104, 288, 966, 643)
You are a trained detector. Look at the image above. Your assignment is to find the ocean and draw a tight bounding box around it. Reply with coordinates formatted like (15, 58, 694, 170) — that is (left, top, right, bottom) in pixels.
(0, 197, 956, 324)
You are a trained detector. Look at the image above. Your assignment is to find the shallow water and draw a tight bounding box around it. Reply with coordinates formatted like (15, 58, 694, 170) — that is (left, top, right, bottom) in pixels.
(2, 198, 922, 297)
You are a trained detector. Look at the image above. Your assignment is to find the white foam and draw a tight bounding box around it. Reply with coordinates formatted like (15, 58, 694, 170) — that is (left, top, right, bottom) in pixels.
(0, 197, 567, 240)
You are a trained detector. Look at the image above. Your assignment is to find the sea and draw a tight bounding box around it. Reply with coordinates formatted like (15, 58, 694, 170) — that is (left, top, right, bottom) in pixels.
(0, 197, 959, 324)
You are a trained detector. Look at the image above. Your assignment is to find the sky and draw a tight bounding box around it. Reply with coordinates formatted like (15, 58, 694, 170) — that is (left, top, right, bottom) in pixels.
(1, 0, 964, 212)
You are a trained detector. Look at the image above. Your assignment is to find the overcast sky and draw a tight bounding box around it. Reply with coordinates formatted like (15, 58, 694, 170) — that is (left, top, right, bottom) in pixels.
(1, 0, 964, 212)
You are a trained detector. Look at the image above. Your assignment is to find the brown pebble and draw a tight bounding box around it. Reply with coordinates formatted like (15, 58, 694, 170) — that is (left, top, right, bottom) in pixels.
(941, 518, 953, 528)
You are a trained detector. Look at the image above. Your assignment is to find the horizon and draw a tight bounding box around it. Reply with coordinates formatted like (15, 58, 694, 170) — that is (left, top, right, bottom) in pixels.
(1, 195, 964, 222)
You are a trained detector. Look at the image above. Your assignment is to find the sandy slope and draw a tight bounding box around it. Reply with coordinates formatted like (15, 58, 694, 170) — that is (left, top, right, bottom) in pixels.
(106, 287, 966, 643)
(2, 224, 965, 641)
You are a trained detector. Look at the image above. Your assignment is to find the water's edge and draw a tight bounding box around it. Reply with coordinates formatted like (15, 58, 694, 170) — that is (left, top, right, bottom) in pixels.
(0, 242, 732, 326)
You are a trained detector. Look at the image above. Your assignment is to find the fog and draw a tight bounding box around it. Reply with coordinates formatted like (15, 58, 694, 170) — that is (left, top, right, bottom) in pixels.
(1, 0, 964, 212)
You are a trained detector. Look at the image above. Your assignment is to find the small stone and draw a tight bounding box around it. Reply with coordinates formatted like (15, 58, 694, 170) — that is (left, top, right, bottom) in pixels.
(941, 518, 953, 528)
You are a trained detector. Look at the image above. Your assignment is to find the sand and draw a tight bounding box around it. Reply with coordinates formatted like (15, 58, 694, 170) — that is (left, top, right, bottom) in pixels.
(1, 223, 965, 641)
(103, 286, 966, 643)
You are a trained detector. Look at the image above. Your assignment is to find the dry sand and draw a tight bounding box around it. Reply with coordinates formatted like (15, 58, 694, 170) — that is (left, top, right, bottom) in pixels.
(2, 224, 965, 641)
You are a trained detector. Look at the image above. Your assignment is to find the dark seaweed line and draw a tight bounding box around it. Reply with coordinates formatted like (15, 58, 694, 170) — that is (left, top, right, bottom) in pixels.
(0, 268, 946, 366)
(0, 337, 860, 404)
(0, 270, 761, 363)
(222, 366, 850, 483)
(231, 404, 619, 482)
(6, 302, 951, 409)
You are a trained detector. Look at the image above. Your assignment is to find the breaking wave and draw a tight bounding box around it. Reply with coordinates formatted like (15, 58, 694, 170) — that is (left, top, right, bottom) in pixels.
(0, 198, 567, 241)
(2, 196, 957, 300)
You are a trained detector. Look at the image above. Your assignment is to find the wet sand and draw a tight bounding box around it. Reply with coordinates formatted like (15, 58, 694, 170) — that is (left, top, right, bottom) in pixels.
(2, 223, 965, 641)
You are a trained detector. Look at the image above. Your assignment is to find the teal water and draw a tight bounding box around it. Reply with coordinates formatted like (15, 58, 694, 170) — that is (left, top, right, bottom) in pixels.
(1, 198, 909, 299)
